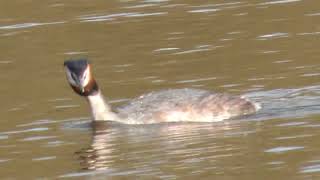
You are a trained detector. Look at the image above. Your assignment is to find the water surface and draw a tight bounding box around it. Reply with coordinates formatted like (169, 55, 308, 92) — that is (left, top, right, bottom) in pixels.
(1, 0, 320, 179)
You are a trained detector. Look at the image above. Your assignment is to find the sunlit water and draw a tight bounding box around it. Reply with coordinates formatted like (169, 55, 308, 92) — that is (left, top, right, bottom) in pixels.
(1, 0, 320, 179)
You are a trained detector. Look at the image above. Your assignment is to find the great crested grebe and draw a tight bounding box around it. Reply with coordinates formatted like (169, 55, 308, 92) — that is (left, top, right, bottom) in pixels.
(64, 59, 260, 124)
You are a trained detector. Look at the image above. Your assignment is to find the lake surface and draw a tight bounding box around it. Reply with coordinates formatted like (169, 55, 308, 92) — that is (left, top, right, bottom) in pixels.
(1, 0, 320, 179)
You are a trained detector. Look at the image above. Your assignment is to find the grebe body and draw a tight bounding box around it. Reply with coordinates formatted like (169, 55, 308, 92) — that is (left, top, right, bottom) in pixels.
(64, 59, 260, 124)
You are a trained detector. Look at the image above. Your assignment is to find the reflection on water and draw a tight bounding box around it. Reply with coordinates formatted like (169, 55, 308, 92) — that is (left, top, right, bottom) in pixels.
(73, 121, 250, 177)
(1, 0, 320, 179)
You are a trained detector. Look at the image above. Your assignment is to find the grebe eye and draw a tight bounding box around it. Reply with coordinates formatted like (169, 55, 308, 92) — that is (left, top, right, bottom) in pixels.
(71, 73, 77, 81)
(83, 72, 87, 80)
(83, 69, 89, 80)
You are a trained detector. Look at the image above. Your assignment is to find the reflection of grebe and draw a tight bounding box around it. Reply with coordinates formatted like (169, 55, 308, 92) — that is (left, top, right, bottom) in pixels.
(64, 59, 260, 124)
(75, 122, 238, 171)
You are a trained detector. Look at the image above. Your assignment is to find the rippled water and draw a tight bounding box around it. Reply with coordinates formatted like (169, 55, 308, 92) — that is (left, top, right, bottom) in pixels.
(1, 0, 320, 179)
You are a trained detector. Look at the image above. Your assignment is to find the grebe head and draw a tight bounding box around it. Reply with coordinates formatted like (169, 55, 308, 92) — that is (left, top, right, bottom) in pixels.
(64, 59, 99, 96)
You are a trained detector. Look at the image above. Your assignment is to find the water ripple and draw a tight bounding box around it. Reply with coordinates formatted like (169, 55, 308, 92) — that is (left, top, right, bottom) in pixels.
(79, 12, 167, 22)
(153, 47, 180, 52)
(275, 134, 313, 140)
(276, 121, 307, 127)
(264, 146, 304, 153)
(0, 21, 65, 30)
(32, 156, 57, 161)
(173, 45, 223, 55)
(301, 73, 320, 77)
(188, 8, 220, 13)
(20, 136, 56, 142)
(45, 140, 65, 147)
(79, 13, 135, 22)
(144, 0, 169, 2)
(0, 127, 49, 135)
(123, 4, 159, 9)
(305, 12, 320, 16)
(176, 77, 217, 84)
(245, 85, 320, 120)
(259, 0, 301, 6)
(63, 51, 88, 55)
(301, 164, 320, 173)
(297, 32, 320, 36)
(257, 32, 290, 40)
(55, 105, 80, 109)
(189, 2, 245, 9)
(0, 135, 8, 140)
(0, 159, 11, 163)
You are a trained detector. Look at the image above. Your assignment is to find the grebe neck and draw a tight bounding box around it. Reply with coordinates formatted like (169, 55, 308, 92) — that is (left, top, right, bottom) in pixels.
(86, 91, 119, 121)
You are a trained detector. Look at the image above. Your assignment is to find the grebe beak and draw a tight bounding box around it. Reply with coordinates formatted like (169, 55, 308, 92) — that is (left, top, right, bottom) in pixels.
(80, 87, 85, 93)
(79, 78, 87, 93)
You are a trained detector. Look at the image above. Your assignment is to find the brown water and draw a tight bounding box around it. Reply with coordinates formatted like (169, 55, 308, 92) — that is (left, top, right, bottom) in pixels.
(1, 0, 320, 179)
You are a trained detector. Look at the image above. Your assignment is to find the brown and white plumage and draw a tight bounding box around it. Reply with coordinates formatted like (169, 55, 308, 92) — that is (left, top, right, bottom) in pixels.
(64, 59, 260, 124)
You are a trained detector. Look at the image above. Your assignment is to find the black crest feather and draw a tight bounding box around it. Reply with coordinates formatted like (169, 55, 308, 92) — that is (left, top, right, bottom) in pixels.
(64, 58, 89, 76)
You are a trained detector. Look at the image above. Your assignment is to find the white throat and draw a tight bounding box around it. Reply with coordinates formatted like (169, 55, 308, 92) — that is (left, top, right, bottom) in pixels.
(86, 91, 119, 121)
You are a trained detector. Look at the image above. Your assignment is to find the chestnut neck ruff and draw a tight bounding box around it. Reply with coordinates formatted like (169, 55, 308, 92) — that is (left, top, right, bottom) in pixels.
(71, 79, 99, 96)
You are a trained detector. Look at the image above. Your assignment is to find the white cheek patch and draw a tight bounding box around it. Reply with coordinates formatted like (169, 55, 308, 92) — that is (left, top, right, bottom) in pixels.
(65, 67, 77, 86)
(82, 68, 91, 87)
